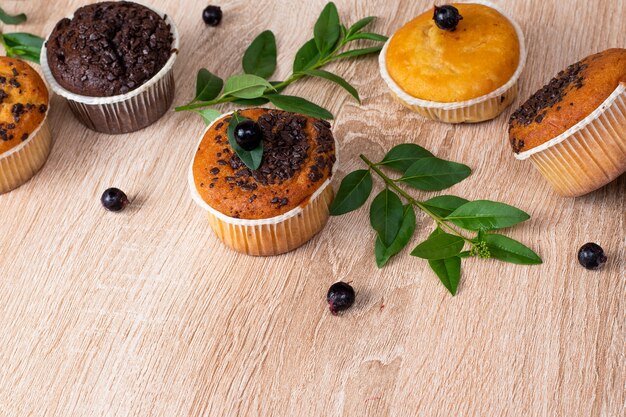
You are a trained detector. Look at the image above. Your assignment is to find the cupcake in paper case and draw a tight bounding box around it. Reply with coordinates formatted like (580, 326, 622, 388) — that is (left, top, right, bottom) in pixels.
(189, 108, 337, 256)
(0, 58, 52, 194)
(379, 1, 526, 123)
(40, 1, 179, 134)
(509, 49, 626, 197)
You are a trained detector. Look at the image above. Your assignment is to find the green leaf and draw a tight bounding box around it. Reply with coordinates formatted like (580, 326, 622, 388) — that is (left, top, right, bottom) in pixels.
(428, 257, 461, 295)
(446, 200, 530, 231)
(375, 205, 416, 267)
(411, 230, 464, 260)
(223, 74, 273, 99)
(2, 32, 43, 48)
(0, 8, 27, 25)
(195, 69, 224, 101)
(379, 143, 433, 173)
(483, 234, 542, 265)
(347, 32, 388, 42)
(422, 195, 469, 218)
(314, 2, 341, 54)
(399, 157, 471, 191)
(231, 97, 270, 106)
(329, 169, 373, 216)
(193, 109, 222, 125)
(301, 69, 360, 103)
(293, 39, 320, 72)
(226, 112, 264, 170)
(369, 189, 404, 247)
(242, 30, 277, 79)
(332, 46, 383, 60)
(346, 16, 376, 36)
(266, 94, 333, 120)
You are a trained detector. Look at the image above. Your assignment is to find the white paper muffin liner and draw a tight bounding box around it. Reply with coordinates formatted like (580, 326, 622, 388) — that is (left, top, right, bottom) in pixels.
(0, 117, 52, 194)
(515, 83, 626, 197)
(39, 2, 179, 134)
(379, 0, 526, 123)
(188, 112, 338, 256)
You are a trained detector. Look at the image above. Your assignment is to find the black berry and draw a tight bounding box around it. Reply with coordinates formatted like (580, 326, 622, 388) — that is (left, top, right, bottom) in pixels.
(203, 5, 222, 26)
(327, 282, 355, 315)
(577, 243, 607, 270)
(433, 5, 463, 31)
(234, 120, 262, 151)
(101, 188, 129, 212)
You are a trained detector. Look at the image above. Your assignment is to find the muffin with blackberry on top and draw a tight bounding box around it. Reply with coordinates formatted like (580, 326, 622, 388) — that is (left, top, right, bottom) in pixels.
(189, 108, 336, 256)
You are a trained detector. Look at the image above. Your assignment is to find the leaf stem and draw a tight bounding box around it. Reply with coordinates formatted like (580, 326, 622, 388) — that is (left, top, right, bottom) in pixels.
(359, 154, 474, 244)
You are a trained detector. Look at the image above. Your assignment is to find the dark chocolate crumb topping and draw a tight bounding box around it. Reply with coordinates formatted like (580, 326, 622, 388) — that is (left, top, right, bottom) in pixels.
(0, 90, 8, 104)
(509, 61, 588, 127)
(46, 1, 173, 97)
(11, 103, 25, 122)
(9, 78, 20, 88)
(225, 111, 334, 191)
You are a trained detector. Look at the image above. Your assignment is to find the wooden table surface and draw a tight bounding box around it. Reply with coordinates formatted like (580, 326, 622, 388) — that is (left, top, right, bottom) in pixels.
(0, 0, 624, 416)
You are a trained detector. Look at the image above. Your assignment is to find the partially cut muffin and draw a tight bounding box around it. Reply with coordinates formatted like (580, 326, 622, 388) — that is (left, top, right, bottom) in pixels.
(190, 108, 336, 256)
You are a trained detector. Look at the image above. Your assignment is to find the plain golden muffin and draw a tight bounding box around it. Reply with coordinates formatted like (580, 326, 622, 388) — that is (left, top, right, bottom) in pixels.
(193, 109, 336, 220)
(0, 58, 49, 155)
(509, 48, 626, 153)
(386, 3, 520, 102)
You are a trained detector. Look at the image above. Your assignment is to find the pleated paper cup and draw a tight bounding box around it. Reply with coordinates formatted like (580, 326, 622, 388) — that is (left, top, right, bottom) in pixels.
(515, 82, 626, 197)
(379, 0, 526, 124)
(39, 2, 179, 135)
(188, 115, 337, 257)
(0, 117, 52, 194)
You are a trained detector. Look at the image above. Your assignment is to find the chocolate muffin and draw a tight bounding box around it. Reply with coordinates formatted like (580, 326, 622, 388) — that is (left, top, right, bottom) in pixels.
(190, 108, 337, 256)
(509, 49, 626, 197)
(46, 1, 174, 97)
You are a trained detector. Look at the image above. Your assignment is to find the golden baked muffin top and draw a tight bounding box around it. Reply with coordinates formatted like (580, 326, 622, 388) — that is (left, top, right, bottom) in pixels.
(386, 3, 520, 102)
(509, 49, 626, 154)
(0, 57, 49, 155)
(192, 108, 336, 220)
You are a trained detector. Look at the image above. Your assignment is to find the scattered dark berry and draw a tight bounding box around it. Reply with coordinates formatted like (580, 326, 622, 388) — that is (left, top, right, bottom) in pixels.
(433, 5, 463, 31)
(234, 120, 262, 151)
(101, 188, 129, 212)
(327, 282, 355, 315)
(577, 243, 607, 270)
(203, 5, 223, 26)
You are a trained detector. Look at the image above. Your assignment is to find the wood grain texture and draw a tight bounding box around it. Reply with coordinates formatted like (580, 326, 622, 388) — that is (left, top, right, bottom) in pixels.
(0, 0, 624, 416)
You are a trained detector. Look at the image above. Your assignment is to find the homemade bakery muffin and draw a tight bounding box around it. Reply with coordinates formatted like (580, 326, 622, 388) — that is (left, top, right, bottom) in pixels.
(509, 49, 626, 197)
(189, 108, 336, 256)
(41, 1, 179, 134)
(0, 58, 52, 194)
(379, 2, 525, 123)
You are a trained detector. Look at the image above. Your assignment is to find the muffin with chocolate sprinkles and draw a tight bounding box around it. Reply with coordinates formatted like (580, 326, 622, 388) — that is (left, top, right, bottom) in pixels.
(190, 108, 337, 256)
(0, 58, 52, 194)
(509, 49, 626, 197)
(41, 1, 179, 134)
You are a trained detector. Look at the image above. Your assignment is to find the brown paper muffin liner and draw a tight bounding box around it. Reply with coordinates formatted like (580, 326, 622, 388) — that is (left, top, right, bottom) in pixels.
(205, 185, 334, 256)
(0, 120, 52, 194)
(39, 3, 179, 135)
(515, 83, 626, 197)
(379, 0, 526, 124)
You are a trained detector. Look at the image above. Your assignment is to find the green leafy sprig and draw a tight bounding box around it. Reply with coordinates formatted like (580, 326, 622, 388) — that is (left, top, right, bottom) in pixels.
(175, 2, 387, 124)
(0, 9, 44, 64)
(330, 144, 542, 296)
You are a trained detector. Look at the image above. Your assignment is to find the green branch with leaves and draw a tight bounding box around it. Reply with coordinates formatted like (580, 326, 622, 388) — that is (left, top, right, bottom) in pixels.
(175, 2, 387, 123)
(330, 144, 542, 295)
(0, 8, 44, 64)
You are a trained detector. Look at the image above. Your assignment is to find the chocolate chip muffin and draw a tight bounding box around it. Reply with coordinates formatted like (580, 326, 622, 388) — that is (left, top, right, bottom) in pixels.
(190, 108, 337, 256)
(0, 58, 52, 194)
(46, 1, 173, 97)
(509, 49, 626, 197)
